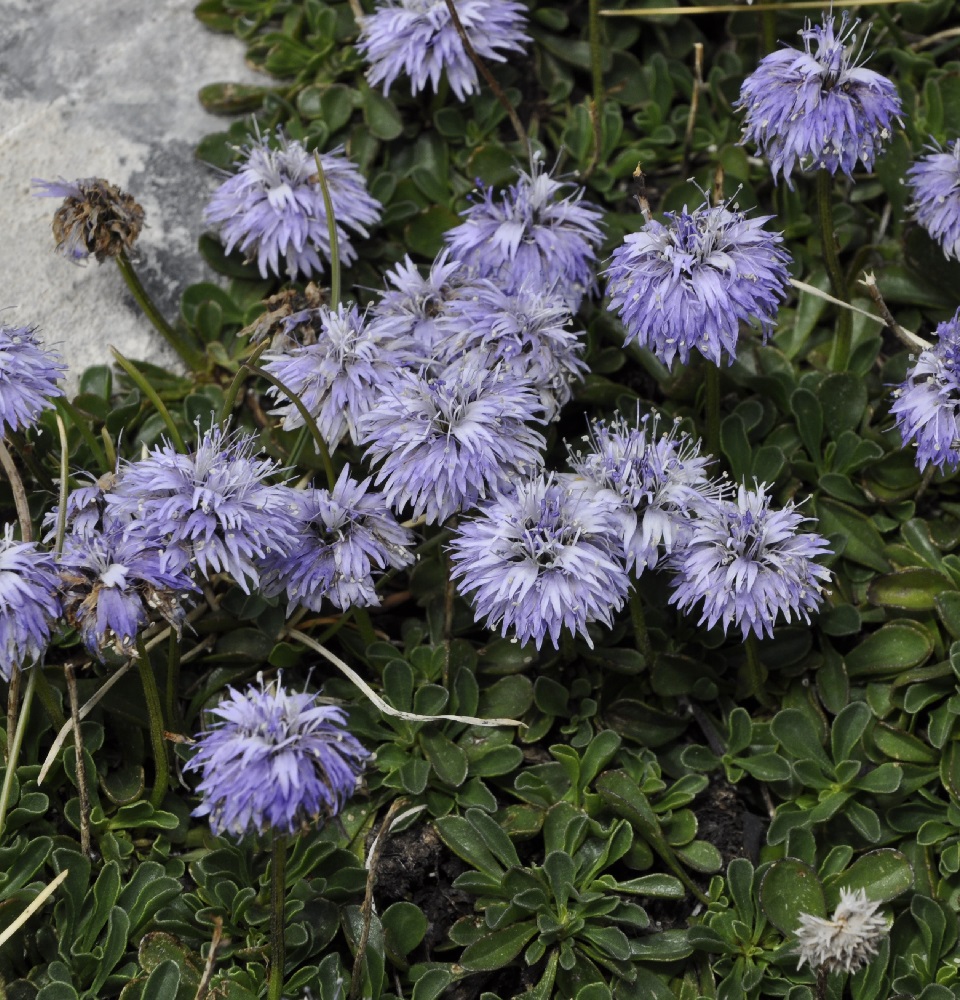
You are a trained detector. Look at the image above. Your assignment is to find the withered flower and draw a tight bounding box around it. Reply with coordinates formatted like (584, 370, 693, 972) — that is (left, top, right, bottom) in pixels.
(240, 282, 328, 351)
(33, 177, 144, 262)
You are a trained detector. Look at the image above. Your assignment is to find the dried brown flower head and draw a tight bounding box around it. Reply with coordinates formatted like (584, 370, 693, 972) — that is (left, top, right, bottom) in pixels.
(240, 281, 328, 351)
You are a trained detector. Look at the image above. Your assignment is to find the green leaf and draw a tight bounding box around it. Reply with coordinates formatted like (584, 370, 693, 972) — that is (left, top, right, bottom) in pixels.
(382, 902, 428, 959)
(362, 87, 403, 139)
(867, 569, 955, 611)
(791, 387, 823, 461)
(845, 621, 934, 677)
(812, 497, 891, 573)
(831, 702, 871, 764)
(771, 709, 832, 770)
(198, 82, 269, 114)
(420, 732, 469, 788)
(871, 723, 937, 764)
(820, 373, 867, 438)
(140, 960, 181, 1000)
(823, 849, 913, 906)
(760, 860, 826, 933)
(459, 922, 539, 971)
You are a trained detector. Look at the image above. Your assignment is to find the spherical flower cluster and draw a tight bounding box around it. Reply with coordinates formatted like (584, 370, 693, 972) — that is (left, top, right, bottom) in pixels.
(907, 139, 960, 261)
(439, 283, 587, 421)
(33, 176, 145, 261)
(604, 201, 791, 367)
(0, 526, 61, 681)
(444, 158, 605, 310)
(0, 324, 66, 435)
(450, 473, 630, 649)
(737, 13, 902, 187)
(668, 483, 832, 639)
(186, 677, 369, 837)
(358, 0, 529, 101)
(795, 888, 888, 974)
(264, 468, 415, 611)
(359, 351, 546, 524)
(569, 411, 719, 572)
(59, 520, 196, 658)
(204, 132, 381, 280)
(891, 310, 960, 472)
(263, 303, 412, 450)
(105, 426, 299, 593)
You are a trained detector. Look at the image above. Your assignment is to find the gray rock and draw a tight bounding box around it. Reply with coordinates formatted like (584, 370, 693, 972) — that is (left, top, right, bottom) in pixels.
(0, 0, 260, 388)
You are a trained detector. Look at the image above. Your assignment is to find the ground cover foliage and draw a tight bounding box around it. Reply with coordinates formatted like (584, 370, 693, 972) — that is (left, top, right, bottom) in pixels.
(7, 0, 960, 998)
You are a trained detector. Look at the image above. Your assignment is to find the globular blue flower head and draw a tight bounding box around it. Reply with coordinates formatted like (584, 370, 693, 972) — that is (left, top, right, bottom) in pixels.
(105, 426, 299, 594)
(444, 157, 605, 310)
(359, 350, 546, 524)
(668, 483, 832, 639)
(185, 676, 369, 837)
(358, 0, 529, 101)
(32, 177, 145, 261)
(367, 251, 469, 356)
(0, 526, 61, 680)
(0, 324, 66, 435)
(59, 519, 197, 658)
(604, 200, 791, 367)
(263, 467, 415, 612)
(450, 473, 630, 649)
(737, 13, 902, 187)
(891, 310, 960, 472)
(263, 303, 412, 450)
(204, 132, 381, 280)
(438, 283, 587, 421)
(569, 410, 721, 573)
(907, 139, 960, 261)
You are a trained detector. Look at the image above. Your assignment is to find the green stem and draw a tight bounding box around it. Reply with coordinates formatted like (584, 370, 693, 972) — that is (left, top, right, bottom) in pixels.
(628, 588, 652, 662)
(112, 349, 187, 453)
(741, 635, 769, 704)
(817, 171, 852, 371)
(704, 364, 721, 460)
(0, 668, 37, 838)
(354, 609, 377, 651)
(0, 439, 32, 543)
(268, 833, 288, 1000)
(218, 340, 270, 426)
(583, 0, 604, 179)
(55, 399, 108, 473)
(165, 630, 182, 734)
(35, 670, 66, 731)
(115, 249, 207, 371)
(312, 154, 341, 307)
(136, 637, 169, 809)
(760, 8, 777, 53)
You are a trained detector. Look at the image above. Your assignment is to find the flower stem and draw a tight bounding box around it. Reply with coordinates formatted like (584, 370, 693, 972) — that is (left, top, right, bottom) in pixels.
(65, 663, 91, 856)
(816, 171, 852, 371)
(0, 439, 32, 544)
(112, 349, 187, 453)
(165, 630, 182, 735)
(583, 0, 605, 179)
(0, 667, 37, 839)
(629, 588, 652, 662)
(704, 363, 721, 459)
(115, 249, 207, 371)
(312, 153, 341, 307)
(135, 636, 169, 809)
(268, 833, 288, 1000)
(741, 634, 769, 704)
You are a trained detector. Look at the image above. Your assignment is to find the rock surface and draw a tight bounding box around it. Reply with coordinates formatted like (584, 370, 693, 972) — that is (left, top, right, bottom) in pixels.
(1, 0, 259, 388)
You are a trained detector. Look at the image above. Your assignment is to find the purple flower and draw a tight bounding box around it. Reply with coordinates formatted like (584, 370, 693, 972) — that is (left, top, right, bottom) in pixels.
(367, 250, 469, 356)
(359, 351, 546, 524)
(263, 467, 415, 611)
(59, 520, 196, 658)
(204, 132, 381, 280)
(105, 426, 299, 593)
(263, 303, 412, 450)
(737, 13, 902, 187)
(0, 526, 61, 680)
(891, 310, 960, 472)
(449, 473, 630, 649)
(568, 410, 720, 572)
(437, 283, 588, 421)
(444, 157, 605, 310)
(0, 324, 66, 434)
(604, 200, 791, 367)
(907, 139, 960, 261)
(185, 676, 369, 837)
(41, 472, 118, 543)
(358, 0, 529, 101)
(668, 483, 832, 639)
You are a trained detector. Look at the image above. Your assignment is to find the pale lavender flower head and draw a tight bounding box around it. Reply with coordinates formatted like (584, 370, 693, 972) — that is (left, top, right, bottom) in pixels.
(59, 519, 196, 658)
(668, 483, 832, 639)
(444, 157, 605, 310)
(438, 283, 588, 421)
(185, 676, 369, 837)
(604, 200, 791, 367)
(105, 426, 299, 594)
(0, 526, 61, 680)
(907, 139, 960, 261)
(450, 473, 630, 649)
(737, 13, 902, 187)
(0, 324, 66, 434)
(358, 0, 529, 101)
(204, 132, 381, 280)
(359, 350, 546, 525)
(367, 251, 469, 356)
(41, 472, 120, 543)
(795, 888, 888, 974)
(568, 410, 721, 572)
(891, 310, 960, 472)
(263, 467, 415, 612)
(263, 303, 411, 450)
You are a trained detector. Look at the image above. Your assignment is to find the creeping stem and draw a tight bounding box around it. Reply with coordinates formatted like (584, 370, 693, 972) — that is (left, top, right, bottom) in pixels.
(268, 833, 288, 1000)
(135, 636, 169, 808)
